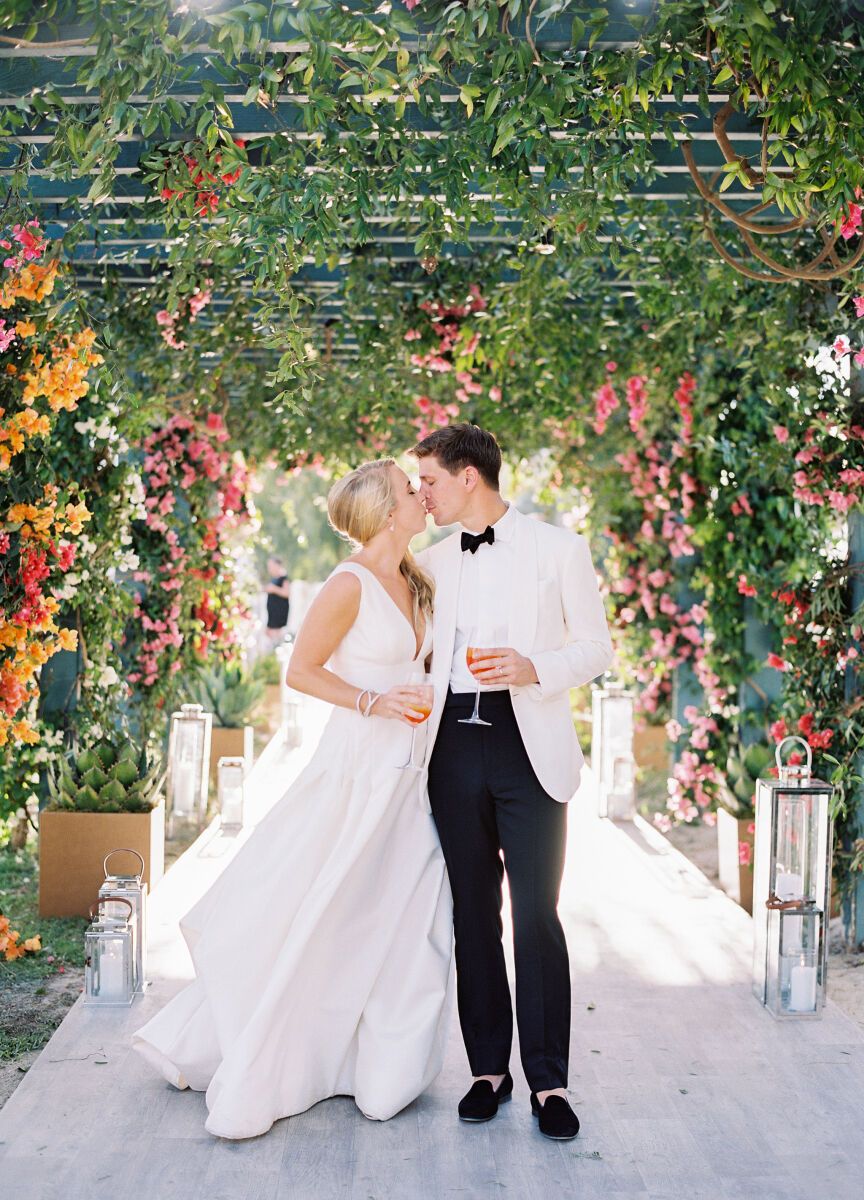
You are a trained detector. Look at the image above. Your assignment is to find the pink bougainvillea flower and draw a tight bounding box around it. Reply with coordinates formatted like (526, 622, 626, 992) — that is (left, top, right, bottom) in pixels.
(605, 361, 617, 372)
(737, 574, 757, 597)
(840, 202, 862, 240)
(738, 841, 753, 867)
(854, 348, 864, 368)
(769, 718, 787, 741)
(766, 653, 788, 671)
(853, 296, 864, 318)
(773, 424, 790, 444)
(833, 335, 850, 357)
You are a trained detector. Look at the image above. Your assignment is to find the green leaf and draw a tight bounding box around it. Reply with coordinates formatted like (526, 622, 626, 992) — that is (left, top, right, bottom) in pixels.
(713, 65, 735, 86)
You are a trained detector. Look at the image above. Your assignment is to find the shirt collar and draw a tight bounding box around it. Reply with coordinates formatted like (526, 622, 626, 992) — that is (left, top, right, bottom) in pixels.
(462, 503, 517, 544)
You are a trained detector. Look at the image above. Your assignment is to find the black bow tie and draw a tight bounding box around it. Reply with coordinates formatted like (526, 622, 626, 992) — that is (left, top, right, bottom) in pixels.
(461, 526, 495, 554)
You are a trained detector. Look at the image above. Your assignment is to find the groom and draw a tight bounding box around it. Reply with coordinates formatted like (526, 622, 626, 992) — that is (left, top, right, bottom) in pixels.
(413, 424, 613, 1141)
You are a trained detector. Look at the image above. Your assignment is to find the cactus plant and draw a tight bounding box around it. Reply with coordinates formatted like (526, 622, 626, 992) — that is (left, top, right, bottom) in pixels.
(46, 734, 164, 814)
(192, 663, 264, 729)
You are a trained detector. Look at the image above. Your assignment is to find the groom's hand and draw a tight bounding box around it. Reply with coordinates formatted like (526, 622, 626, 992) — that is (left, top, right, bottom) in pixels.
(470, 648, 539, 687)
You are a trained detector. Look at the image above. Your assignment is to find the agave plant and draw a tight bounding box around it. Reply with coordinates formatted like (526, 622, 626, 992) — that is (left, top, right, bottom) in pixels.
(192, 663, 264, 729)
(720, 740, 775, 820)
(47, 735, 164, 814)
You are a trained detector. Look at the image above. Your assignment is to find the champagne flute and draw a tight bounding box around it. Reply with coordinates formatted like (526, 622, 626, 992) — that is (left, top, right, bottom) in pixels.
(399, 672, 435, 771)
(459, 625, 502, 727)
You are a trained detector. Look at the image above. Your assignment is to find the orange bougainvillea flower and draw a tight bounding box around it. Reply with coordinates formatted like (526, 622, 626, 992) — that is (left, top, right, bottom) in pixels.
(56, 628, 78, 652)
(0, 259, 58, 308)
(0, 910, 42, 961)
(1, 254, 99, 747)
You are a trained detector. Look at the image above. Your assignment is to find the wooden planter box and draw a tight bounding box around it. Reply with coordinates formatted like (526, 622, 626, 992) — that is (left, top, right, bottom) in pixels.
(633, 722, 670, 774)
(38, 801, 165, 918)
(716, 806, 754, 915)
(209, 725, 254, 778)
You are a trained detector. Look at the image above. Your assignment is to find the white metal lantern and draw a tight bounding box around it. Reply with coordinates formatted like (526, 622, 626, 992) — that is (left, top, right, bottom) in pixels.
(84, 898, 135, 1006)
(591, 681, 636, 819)
(752, 736, 833, 1019)
(167, 702, 212, 828)
(98, 848, 148, 993)
(218, 756, 246, 831)
(276, 640, 303, 749)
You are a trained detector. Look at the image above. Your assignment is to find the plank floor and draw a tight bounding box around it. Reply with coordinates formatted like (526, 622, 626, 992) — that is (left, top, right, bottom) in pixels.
(2, 705, 863, 1200)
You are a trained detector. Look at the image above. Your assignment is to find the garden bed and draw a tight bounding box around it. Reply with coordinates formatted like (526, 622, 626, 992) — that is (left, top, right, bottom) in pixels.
(0, 845, 86, 1108)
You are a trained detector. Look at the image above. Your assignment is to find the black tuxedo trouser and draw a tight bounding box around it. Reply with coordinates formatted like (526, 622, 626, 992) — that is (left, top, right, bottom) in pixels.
(428, 688, 570, 1092)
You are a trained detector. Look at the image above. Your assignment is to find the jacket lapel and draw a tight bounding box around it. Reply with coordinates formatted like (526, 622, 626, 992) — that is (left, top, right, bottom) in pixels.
(507, 510, 538, 654)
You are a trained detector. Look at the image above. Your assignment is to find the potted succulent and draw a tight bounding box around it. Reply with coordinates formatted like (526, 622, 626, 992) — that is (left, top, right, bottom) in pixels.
(193, 663, 264, 776)
(716, 739, 774, 914)
(39, 732, 165, 918)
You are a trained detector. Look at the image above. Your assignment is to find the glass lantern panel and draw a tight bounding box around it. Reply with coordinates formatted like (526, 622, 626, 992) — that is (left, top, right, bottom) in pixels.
(601, 696, 633, 780)
(766, 908, 822, 1018)
(86, 929, 134, 1004)
(219, 760, 245, 829)
(172, 719, 205, 818)
(774, 792, 817, 902)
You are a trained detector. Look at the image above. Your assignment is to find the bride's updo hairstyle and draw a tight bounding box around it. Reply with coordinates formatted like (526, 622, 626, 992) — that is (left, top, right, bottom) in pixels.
(328, 459, 434, 621)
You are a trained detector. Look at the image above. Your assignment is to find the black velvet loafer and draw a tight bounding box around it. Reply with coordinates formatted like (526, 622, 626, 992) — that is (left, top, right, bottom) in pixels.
(458, 1072, 514, 1122)
(530, 1092, 580, 1140)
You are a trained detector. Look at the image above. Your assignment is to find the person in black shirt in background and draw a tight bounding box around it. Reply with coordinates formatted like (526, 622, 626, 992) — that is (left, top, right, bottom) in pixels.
(265, 555, 292, 645)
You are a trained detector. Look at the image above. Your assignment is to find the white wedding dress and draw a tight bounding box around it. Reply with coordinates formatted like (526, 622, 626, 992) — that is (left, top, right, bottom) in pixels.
(133, 562, 453, 1139)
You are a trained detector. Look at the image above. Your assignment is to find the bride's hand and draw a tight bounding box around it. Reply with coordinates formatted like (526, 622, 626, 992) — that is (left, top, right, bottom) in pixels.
(370, 686, 427, 725)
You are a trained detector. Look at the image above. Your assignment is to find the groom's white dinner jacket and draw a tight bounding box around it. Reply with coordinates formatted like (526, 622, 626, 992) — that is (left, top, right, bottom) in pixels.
(418, 506, 613, 804)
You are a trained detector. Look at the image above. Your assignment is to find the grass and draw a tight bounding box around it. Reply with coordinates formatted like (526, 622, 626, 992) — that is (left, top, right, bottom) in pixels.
(0, 843, 87, 1062)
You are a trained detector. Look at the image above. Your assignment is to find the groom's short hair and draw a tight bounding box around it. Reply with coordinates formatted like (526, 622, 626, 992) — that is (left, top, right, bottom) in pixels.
(412, 423, 501, 489)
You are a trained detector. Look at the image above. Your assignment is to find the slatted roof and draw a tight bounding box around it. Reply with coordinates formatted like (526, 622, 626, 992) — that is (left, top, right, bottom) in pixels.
(0, 2, 810, 363)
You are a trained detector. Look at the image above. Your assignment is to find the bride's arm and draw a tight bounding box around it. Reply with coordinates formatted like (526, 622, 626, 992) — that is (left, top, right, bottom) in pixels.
(285, 573, 421, 724)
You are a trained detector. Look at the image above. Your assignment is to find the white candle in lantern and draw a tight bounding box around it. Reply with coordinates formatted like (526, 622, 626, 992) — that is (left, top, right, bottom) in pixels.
(775, 871, 803, 901)
(788, 961, 818, 1012)
(98, 943, 126, 999)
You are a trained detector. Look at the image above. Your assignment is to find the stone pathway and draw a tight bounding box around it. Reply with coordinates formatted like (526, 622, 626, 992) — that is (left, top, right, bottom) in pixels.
(1, 703, 863, 1199)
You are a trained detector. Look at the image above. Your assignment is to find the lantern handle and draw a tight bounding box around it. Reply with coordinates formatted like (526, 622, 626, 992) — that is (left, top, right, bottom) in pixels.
(103, 848, 145, 878)
(89, 897, 133, 921)
(774, 735, 812, 779)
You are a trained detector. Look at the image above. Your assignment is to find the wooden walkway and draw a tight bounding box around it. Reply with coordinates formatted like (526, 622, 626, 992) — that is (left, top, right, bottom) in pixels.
(2, 707, 864, 1200)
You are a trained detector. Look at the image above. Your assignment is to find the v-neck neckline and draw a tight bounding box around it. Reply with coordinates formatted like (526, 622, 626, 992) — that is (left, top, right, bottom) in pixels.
(350, 562, 426, 661)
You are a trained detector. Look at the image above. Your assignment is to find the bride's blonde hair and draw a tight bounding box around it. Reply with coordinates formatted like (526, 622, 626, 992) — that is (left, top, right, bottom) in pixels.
(327, 459, 434, 621)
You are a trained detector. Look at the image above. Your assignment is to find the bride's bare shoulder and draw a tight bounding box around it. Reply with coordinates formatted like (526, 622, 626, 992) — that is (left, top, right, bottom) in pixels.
(313, 567, 362, 612)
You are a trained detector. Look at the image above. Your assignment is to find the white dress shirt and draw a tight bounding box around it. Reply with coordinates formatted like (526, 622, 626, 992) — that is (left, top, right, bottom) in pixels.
(449, 503, 518, 693)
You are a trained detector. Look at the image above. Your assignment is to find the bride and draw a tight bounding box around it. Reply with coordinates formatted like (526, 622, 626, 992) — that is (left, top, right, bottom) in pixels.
(133, 459, 453, 1140)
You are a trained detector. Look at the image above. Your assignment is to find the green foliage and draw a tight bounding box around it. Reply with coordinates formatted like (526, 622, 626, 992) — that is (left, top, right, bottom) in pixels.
(192, 663, 265, 728)
(250, 652, 281, 686)
(720, 740, 774, 819)
(46, 731, 163, 813)
(254, 466, 344, 580)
